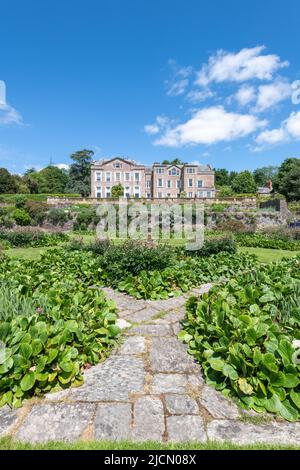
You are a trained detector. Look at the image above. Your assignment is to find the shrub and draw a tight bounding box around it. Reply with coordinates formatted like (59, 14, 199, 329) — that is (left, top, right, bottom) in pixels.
(180, 256, 300, 421)
(66, 236, 85, 251)
(24, 201, 48, 225)
(47, 208, 69, 226)
(188, 236, 237, 257)
(88, 238, 111, 255)
(0, 207, 14, 228)
(99, 241, 176, 286)
(12, 208, 31, 226)
(218, 186, 234, 197)
(73, 208, 99, 231)
(0, 230, 69, 248)
(236, 232, 300, 251)
(15, 195, 27, 209)
(209, 203, 230, 213)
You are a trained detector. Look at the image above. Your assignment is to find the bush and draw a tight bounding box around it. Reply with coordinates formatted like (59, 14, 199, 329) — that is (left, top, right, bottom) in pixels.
(99, 241, 176, 286)
(66, 236, 85, 251)
(12, 208, 32, 226)
(236, 232, 300, 251)
(15, 195, 27, 209)
(24, 201, 48, 225)
(188, 236, 237, 257)
(0, 207, 14, 228)
(88, 238, 111, 255)
(73, 208, 100, 231)
(180, 256, 300, 421)
(209, 203, 230, 213)
(0, 230, 69, 248)
(47, 208, 70, 226)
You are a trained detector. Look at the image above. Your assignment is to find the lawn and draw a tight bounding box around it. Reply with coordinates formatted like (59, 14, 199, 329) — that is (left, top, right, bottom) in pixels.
(0, 437, 299, 450)
(7, 241, 300, 264)
(238, 246, 300, 263)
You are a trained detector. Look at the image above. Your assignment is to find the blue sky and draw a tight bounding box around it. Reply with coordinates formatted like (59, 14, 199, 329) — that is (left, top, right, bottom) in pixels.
(0, 0, 299, 174)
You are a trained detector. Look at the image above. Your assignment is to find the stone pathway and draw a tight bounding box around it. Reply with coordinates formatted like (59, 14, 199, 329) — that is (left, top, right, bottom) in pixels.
(1, 285, 300, 445)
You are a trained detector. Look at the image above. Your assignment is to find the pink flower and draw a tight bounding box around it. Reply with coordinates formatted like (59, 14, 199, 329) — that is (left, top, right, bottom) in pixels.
(84, 362, 92, 369)
(29, 366, 36, 372)
(36, 307, 43, 314)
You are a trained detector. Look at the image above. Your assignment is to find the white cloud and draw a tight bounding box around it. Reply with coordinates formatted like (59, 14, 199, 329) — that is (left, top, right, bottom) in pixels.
(54, 163, 70, 171)
(255, 111, 300, 149)
(256, 128, 287, 145)
(144, 124, 160, 135)
(165, 60, 193, 97)
(285, 111, 300, 139)
(196, 46, 289, 86)
(166, 79, 189, 97)
(154, 106, 267, 147)
(235, 85, 256, 106)
(254, 80, 292, 112)
(144, 115, 171, 135)
(186, 89, 215, 103)
(0, 103, 23, 125)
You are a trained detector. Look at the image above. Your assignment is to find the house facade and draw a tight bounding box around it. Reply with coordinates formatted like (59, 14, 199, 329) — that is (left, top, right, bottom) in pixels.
(90, 157, 215, 199)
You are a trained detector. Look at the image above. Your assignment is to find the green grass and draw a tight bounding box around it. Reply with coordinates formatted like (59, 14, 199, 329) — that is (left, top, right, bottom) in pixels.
(6, 246, 52, 260)
(239, 246, 300, 263)
(0, 437, 299, 450)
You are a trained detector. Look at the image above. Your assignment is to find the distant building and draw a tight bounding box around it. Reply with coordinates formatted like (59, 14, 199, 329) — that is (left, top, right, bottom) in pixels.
(257, 180, 273, 195)
(90, 157, 215, 199)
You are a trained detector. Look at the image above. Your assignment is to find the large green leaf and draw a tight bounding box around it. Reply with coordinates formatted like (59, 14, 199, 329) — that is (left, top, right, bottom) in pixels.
(20, 372, 36, 392)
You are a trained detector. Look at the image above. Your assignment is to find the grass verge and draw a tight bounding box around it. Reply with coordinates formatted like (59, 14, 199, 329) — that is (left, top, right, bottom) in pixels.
(0, 437, 299, 450)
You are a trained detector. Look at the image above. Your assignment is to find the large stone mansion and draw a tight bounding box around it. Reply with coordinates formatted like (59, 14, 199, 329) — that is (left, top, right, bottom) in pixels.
(90, 157, 215, 199)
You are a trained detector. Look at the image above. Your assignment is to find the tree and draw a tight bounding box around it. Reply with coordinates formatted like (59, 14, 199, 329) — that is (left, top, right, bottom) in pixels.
(275, 158, 300, 201)
(14, 175, 30, 194)
(229, 171, 238, 184)
(30, 166, 68, 193)
(215, 168, 230, 187)
(231, 171, 257, 194)
(66, 149, 94, 196)
(23, 174, 39, 193)
(162, 158, 185, 165)
(0, 168, 18, 193)
(253, 166, 279, 186)
(111, 184, 124, 198)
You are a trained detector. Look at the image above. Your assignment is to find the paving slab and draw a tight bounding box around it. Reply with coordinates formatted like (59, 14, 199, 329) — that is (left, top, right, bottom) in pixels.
(132, 396, 165, 442)
(167, 415, 207, 442)
(16, 403, 95, 443)
(94, 403, 132, 441)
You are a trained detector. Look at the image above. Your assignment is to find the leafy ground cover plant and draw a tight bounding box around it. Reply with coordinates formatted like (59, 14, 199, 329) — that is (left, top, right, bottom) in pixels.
(0, 252, 120, 408)
(236, 232, 300, 250)
(180, 255, 300, 421)
(118, 252, 258, 299)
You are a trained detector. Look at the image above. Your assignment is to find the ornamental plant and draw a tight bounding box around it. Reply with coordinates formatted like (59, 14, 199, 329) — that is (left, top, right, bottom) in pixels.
(180, 256, 300, 421)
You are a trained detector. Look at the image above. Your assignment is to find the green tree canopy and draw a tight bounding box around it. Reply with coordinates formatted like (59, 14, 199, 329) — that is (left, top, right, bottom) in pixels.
(253, 166, 278, 186)
(275, 158, 300, 201)
(161, 158, 185, 165)
(66, 149, 94, 196)
(231, 170, 257, 194)
(0, 168, 18, 193)
(30, 166, 68, 193)
(215, 168, 230, 187)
